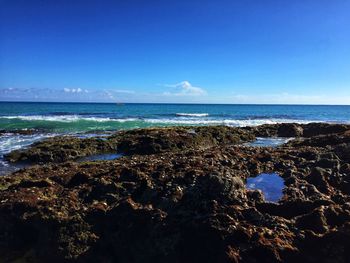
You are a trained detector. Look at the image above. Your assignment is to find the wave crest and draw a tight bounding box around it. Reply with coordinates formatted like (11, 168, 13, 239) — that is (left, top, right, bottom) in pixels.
(0, 115, 139, 123)
(175, 113, 209, 117)
(145, 118, 313, 126)
(0, 115, 320, 127)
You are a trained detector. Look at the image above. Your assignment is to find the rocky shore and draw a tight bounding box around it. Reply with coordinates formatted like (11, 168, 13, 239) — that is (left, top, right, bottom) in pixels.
(1, 123, 350, 262)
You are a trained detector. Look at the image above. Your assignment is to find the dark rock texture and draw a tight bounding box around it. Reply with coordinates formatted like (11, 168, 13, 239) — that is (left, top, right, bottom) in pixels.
(4, 136, 116, 163)
(5, 126, 255, 164)
(1, 123, 350, 262)
(244, 122, 350, 138)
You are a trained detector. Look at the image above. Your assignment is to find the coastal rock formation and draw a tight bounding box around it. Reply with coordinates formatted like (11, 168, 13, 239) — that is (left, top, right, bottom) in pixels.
(1, 123, 350, 262)
(4, 136, 117, 163)
(244, 122, 350, 138)
(4, 126, 255, 164)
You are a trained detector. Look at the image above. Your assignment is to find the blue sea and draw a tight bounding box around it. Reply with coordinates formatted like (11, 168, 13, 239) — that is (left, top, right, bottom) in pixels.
(1, 102, 350, 132)
(1, 102, 350, 174)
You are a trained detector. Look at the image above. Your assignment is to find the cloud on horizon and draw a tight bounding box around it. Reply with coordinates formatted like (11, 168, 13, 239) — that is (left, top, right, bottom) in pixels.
(63, 88, 89, 93)
(1, 86, 350, 105)
(163, 81, 207, 96)
(0, 87, 135, 102)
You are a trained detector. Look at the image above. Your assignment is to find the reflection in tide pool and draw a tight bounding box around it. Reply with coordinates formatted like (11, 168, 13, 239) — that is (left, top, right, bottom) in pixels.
(246, 173, 284, 202)
(245, 137, 293, 147)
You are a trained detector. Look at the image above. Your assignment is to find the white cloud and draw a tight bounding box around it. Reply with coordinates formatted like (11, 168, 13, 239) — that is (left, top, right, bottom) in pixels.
(63, 88, 86, 93)
(0, 87, 21, 94)
(163, 81, 207, 96)
(0, 87, 135, 102)
(103, 90, 116, 101)
(2, 86, 349, 104)
(101, 89, 136, 102)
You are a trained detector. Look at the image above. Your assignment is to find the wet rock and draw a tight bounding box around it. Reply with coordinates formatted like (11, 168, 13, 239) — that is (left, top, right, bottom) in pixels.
(186, 173, 245, 205)
(295, 207, 328, 233)
(256, 199, 334, 219)
(302, 123, 350, 137)
(315, 159, 340, 171)
(295, 223, 350, 262)
(5, 126, 255, 165)
(340, 163, 350, 173)
(67, 172, 91, 187)
(324, 205, 350, 228)
(5, 136, 117, 163)
(277, 123, 303, 137)
(334, 143, 350, 162)
(115, 126, 255, 155)
(12, 179, 52, 189)
(247, 189, 265, 203)
(306, 167, 331, 193)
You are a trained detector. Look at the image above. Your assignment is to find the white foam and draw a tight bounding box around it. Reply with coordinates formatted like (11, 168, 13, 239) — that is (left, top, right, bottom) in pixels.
(0, 115, 320, 127)
(0, 133, 56, 155)
(0, 115, 139, 123)
(145, 118, 313, 126)
(0, 133, 57, 175)
(175, 113, 209, 117)
(0, 159, 9, 167)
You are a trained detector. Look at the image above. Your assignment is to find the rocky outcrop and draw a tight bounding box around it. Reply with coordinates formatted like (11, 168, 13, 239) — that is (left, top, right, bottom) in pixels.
(1, 123, 350, 262)
(244, 122, 350, 138)
(5, 126, 255, 164)
(4, 136, 117, 163)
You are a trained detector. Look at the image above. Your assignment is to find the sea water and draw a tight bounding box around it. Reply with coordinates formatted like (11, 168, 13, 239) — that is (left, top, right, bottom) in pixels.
(246, 173, 285, 202)
(1, 102, 350, 133)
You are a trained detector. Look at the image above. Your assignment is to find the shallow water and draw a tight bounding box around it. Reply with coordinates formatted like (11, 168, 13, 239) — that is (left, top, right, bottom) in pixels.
(246, 173, 284, 202)
(72, 132, 113, 139)
(78, 153, 123, 162)
(0, 161, 30, 176)
(244, 137, 293, 147)
(0, 132, 116, 175)
(0, 133, 57, 176)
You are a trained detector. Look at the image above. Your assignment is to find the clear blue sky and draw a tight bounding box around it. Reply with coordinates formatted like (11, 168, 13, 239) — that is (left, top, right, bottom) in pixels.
(1, 0, 350, 104)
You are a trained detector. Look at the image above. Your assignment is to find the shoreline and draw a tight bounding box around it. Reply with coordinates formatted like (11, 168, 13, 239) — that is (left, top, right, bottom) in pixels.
(0, 123, 350, 262)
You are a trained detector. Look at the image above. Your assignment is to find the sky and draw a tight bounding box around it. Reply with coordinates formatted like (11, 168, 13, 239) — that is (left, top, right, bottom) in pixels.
(0, 0, 350, 104)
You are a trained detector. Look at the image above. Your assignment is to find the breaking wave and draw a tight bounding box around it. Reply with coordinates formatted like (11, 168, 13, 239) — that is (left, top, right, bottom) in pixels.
(0, 115, 139, 123)
(175, 113, 209, 117)
(145, 118, 313, 126)
(0, 114, 316, 127)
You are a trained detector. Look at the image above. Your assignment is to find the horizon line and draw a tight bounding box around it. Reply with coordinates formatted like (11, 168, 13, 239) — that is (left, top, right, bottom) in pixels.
(1, 100, 350, 106)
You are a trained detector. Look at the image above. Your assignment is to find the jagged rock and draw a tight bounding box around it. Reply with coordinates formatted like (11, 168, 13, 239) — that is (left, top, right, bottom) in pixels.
(277, 123, 304, 137)
(306, 167, 331, 193)
(5, 126, 255, 164)
(295, 206, 329, 233)
(302, 123, 350, 137)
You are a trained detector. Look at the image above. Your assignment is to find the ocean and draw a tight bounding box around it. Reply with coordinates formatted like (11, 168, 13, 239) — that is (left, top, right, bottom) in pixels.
(1, 102, 350, 174)
(1, 102, 350, 132)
